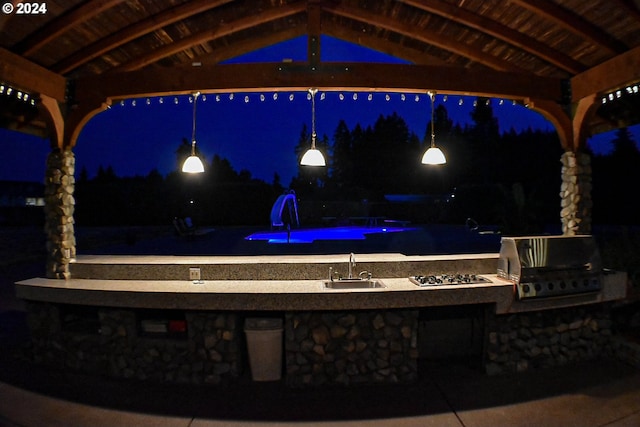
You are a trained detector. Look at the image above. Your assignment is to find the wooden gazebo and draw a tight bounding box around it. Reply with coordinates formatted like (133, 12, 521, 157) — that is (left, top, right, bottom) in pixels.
(1, 0, 639, 278)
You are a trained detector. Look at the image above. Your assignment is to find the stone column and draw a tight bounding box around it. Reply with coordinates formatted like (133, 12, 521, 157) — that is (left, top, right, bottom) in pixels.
(44, 149, 76, 279)
(560, 151, 592, 235)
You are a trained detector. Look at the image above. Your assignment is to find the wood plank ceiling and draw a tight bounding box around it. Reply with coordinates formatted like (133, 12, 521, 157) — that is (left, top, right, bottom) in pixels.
(1, 0, 640, 134)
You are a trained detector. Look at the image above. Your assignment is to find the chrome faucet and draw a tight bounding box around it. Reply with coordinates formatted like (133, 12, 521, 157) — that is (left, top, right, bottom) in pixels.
(348, 252, 356, 279)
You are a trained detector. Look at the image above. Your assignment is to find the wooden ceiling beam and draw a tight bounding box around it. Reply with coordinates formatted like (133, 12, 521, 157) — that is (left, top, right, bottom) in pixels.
(15, 0, 126, 57)
(72, 62, 563, 107)
(510, 0, 627, 55)
(323, 3, 524, 73)
(112, 3, 306, 72)
(399, 0, 586, 75)
(0, 48, 66, 102)
(53, 0, 234, 75)
(571, 45, 640, 101)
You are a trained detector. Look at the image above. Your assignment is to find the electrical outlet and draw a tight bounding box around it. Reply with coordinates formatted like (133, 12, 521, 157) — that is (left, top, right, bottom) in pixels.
(189, 267, 201, 281)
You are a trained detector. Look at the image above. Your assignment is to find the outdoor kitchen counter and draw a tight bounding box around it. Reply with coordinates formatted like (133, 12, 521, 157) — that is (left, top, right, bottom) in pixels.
(15, 252, 628, 314)
(15, 274, 517, 314)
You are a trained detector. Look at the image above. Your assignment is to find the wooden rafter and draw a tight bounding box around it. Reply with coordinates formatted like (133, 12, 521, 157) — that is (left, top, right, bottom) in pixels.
(322, 21, 450, 67)
(399, 0, 586, 75)
(52, 0, 233, 75)
(611, 0, 640, 22)
(510, 0, 627, 55)
(188, 25, 306, 66)
(15, 0, 126, 57)
(0, 48, 66, 102)
(112, 3, 306, 72)
(323, 3, 524, 73)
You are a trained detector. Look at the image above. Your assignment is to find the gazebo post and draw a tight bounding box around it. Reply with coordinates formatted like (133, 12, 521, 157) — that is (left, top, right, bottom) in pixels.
(36, 94, 76, 279)
(560, 150, 592, 236)
(527, 96, 598, 236)
(560, 94, 600, 236)
(43, 146, 76, 279)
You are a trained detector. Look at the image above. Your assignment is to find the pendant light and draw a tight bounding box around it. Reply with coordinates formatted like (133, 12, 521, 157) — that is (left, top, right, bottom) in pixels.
(182, 91, 205, 173)
(421, 91, 447, 165)
(300, 88, 326, 166)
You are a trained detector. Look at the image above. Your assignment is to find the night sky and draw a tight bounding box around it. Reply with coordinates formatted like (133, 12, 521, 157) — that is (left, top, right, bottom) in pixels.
(1, 36, 638, 185)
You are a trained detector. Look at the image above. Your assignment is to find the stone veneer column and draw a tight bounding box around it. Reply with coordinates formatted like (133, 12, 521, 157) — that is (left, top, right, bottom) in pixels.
(44, 149, 76, 279)
(560, 151, 592, 235)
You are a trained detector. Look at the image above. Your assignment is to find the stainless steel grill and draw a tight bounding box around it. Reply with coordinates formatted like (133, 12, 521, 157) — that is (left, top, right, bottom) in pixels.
(497, 235, 604, 300)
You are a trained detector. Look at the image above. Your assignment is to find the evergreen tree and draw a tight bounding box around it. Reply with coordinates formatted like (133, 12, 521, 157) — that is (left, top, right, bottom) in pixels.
(330, 120, 353, 187)
(467, 97, 500, 183)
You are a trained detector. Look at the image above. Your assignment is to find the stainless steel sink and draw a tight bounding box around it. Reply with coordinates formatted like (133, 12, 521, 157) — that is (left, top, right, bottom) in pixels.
(322, 279, 386, 289)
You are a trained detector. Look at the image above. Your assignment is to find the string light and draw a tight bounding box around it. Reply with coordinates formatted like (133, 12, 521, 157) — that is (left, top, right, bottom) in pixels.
(600, 83, 640, 104)
(0, 83, 37, 106)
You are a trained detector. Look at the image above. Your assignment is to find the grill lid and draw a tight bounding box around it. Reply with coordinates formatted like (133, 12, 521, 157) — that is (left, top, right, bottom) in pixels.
(497, 235, 603, 299)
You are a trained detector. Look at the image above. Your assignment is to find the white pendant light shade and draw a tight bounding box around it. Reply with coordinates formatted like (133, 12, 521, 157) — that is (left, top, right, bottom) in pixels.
(181, 91, 205, 174)
(300, 88, 326, 167)
(421, 91, 447, 165)
(182, 149, 205, 173)
(300, 147, 326, 166)
(421, 146, 447, 165)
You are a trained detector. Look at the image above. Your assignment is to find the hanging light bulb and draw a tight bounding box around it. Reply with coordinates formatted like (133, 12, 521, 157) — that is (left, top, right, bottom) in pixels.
(421, 91, 447, 165)
(300, 88, 326, 167)
(182, 91, 205, 173)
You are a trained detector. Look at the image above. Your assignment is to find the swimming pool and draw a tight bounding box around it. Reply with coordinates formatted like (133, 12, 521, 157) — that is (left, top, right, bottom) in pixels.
(244, 225, 416, 244)
(84, 224, 502, 256)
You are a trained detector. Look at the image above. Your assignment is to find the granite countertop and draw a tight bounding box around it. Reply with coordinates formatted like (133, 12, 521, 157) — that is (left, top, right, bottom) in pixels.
(15, 274, 516, 313)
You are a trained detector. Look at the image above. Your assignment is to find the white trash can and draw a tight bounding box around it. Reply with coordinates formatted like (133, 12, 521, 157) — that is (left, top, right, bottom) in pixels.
(244, 317, 283, 381)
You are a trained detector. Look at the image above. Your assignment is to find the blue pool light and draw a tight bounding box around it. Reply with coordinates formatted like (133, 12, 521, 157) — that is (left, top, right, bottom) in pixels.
(244, 226, 416, 244)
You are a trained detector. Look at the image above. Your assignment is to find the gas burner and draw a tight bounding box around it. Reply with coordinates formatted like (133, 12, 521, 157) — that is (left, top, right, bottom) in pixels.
(409, 274, 490, 287)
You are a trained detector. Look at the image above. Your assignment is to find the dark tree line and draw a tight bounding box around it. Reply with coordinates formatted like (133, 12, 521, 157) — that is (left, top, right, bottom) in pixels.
(74, 151, 283, 227)
(74, 97, 639, 230)
(291, 97, 564, 233)
(591, 127, 640, 225)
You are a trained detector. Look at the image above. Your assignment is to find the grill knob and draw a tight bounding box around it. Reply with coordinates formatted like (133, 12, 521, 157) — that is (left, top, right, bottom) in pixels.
(534, 283, 542, 292)
(523, 284, 530, 293)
